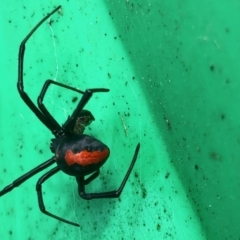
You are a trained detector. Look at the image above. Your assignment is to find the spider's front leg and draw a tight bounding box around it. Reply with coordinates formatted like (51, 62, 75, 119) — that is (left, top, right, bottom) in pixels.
(17, 6, 62, 133)
(37, 80, 109, 136)
(63, 88, 109, 132)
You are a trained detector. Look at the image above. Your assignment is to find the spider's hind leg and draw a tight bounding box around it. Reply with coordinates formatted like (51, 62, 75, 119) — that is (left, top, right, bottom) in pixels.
(76, 143, 140, 200)
(36, 166, 80, 227)
(0, 157, 55, 197)
(84, 170, 100, 185)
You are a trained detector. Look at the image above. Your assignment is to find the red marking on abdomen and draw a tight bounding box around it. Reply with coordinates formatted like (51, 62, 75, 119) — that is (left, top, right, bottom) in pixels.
(65, 149, 109, 166)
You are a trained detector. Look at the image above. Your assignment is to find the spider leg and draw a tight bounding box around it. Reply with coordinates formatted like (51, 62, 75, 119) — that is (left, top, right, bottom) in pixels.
(37, 80, 86, 134)
(84, 170, 100, 185)
(38, 80, 109, 136)
(77, 143, 140, 200)
(36, 166, 80, 227)
(17, 6, 62, 133)
(63, 88, 109, 131)
(0, 157, 55, 197)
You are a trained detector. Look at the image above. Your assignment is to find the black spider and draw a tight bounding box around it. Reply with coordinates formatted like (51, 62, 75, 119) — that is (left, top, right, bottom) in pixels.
(0, 6, 140, 227)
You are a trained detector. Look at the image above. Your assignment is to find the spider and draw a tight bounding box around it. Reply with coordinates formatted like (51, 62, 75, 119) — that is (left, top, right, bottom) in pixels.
(0, 5, 140, 227)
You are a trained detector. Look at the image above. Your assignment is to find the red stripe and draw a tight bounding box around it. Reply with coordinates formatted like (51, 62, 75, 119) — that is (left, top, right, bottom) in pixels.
(65, 149, 109, 166)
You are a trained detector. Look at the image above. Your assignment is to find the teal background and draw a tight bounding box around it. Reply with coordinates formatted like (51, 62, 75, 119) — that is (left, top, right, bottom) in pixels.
(0, 0, 240, 239)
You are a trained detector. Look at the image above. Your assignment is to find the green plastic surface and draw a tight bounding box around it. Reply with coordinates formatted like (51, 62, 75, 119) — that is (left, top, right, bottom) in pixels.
(0, 1, 239, 239)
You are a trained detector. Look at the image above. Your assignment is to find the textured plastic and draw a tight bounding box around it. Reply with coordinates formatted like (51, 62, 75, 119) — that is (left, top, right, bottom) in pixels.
(0, 1, 239, 240)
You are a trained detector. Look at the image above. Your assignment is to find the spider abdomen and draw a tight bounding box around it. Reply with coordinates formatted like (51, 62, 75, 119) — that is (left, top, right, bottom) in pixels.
(53, 134, 110, 176)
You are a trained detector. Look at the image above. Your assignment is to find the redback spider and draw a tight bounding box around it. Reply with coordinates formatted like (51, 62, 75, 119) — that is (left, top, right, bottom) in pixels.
(0, 5, 140, 227)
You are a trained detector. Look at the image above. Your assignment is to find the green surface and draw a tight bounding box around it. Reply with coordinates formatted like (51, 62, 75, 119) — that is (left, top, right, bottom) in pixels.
(0, 0, 239, 239)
